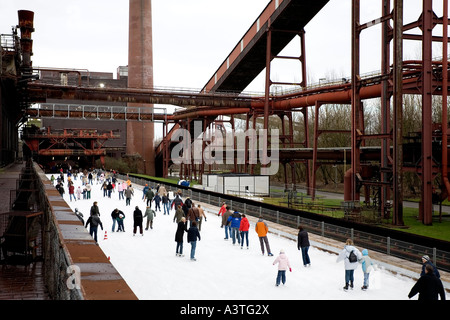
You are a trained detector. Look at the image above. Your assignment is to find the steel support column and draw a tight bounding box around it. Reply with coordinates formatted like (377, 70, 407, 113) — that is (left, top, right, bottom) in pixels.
(381, 0, 393, 219)
(442, 0, 450, 205)
(393, 0, 405, 225)
(302, 107, 311, 195)
(351, 0, 362, 201)
(311, 101, 323, 200)
(421, 0, 434, 225)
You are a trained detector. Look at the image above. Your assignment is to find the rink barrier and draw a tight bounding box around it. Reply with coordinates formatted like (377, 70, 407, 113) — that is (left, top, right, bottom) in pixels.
(122, 174, 450, 273)
(34, 163, 138, 300)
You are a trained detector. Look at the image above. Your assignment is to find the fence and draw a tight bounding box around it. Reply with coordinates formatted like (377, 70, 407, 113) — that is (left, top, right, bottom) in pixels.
(120, 174, 450, 272)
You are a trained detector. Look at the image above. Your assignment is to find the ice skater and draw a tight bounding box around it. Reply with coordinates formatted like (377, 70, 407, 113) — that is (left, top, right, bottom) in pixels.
(420, 255, 440, 279)
(297, 226, 311, 267)
(117, 212, 125, 232)
(144, 205, 155, 230)
(360, 249, 374, 290)
(187, 221, 201, 261)
(85, 213, 103, 243)
(336, 239, 362, 290)
(255, 216, 273, 256)
(133, 206, 143, 236)
(273, 249, 291, 286)
(227, 210, 241, 245)
(175, 217, 187, 257)
(239, 214, 250, 249)
(408, 264, 446, 300)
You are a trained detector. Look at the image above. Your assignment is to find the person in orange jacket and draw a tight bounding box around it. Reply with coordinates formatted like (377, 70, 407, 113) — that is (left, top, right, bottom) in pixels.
(239, 214, 250, 249)
(255, 216, 273, 256)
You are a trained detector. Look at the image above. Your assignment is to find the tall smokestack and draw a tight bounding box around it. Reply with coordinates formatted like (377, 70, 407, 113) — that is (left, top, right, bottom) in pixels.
(127, 0, 154, 175)
(18, 10, 34, 74)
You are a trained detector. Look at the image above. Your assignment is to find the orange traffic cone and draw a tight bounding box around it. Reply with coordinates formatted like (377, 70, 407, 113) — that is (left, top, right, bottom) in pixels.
(104, 231, 108, 240)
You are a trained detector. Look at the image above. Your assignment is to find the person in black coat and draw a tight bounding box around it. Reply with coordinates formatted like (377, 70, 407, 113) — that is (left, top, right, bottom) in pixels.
(133, 206, 143, 236)
(85, 214, 103, 243)
(187, 221, 201, 261)
(408, 264, 446, 300)
(297, 225, 311, 267)
(175, 217, 188, 257)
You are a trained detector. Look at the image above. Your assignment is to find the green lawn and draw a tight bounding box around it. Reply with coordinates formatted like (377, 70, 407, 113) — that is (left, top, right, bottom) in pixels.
(129, 174, 450, 242)
(264, 196, 450, 242)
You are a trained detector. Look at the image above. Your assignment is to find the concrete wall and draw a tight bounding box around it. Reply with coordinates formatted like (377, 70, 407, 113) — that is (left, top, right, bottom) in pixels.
(34, 163, 137, 300)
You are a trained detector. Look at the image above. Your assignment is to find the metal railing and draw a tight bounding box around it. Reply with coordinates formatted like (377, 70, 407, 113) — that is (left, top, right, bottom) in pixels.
(119, 174, 450, 273)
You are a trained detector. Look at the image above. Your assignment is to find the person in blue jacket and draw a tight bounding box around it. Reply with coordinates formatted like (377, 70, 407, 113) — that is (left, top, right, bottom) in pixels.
(420, 255, 440, 279)
(360, 249, 374, 290)
(227, 211, 242, 245)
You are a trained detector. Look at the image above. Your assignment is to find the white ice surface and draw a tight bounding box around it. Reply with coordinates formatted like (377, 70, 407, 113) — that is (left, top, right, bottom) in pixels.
(52, 174, 447, 300)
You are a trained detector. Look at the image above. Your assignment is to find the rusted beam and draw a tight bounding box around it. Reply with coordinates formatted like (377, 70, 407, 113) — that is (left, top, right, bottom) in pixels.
(392, 0, 404, 226)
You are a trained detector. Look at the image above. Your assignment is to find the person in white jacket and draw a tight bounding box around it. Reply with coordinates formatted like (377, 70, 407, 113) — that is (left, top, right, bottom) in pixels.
(273, 249, 292, 286)
(336, 239, 362, 290)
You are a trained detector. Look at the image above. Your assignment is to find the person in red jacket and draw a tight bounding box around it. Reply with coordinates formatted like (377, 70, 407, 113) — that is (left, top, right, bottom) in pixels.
(239, 214, 250, 249)
(68, 183, 76, 202)
(217, 202, 227, 216)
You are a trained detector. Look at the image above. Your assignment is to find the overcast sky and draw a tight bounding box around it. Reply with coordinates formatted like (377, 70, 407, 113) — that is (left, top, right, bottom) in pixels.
(1, 0, 439, 94)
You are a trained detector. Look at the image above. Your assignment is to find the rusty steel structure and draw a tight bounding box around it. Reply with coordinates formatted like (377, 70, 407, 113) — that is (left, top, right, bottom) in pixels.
(21, 126, 119, 169)
(1, 0, 450, 226)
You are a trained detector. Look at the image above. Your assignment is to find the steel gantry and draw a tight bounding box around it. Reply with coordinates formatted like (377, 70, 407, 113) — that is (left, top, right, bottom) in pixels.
(4, 0, 450, 226)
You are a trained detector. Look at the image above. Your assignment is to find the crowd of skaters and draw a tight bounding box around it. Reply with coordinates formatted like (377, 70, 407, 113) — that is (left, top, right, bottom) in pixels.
(51, 168, 446, 299)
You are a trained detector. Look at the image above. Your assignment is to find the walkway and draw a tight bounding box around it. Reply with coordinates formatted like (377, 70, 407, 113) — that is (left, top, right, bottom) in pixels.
(0, 161, 50, 300)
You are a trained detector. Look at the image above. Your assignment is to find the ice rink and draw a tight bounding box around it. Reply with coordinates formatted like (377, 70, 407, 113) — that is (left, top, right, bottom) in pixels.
(51, 173, 448, 300)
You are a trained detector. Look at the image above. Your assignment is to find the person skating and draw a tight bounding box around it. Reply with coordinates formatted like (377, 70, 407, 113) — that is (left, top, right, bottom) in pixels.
(144, 188, 155, 207)
(221, 206, 233, 240)
(336, 238, 362, 290)
(187, 221, 201, 261)
(408, 264, 446, 300)
(142, 183, 149, 200)
(239, 214, 250, 249)
(125, 185, 134, 206)
(217, 202, 227, 216)
(153, 192, 161, 212)
(297, 226, 311, 267)
(227, 211, 241, 245)
(68, 183, 76, 202)
(360, 249, 375, 290)
(90, 201, 100, 216)
(117, 212, 125, 232)
(420, 255, 440, 279)
(186, 202, 200, 227)
(133, 206, 143, 236)
(197, 204, 207, 231)
(162, 193, 171, 215)
(144, 205, 155, 230)
(173, 204, 185, 224)
(85, 213, 103, 243)
(175, 217, 188, 257)
(255, 216, 273, 256)
(117, 181, 124, 200)
(111, 208, 124, 232)
(171, 192, 183, 210)
(85, 183, 91, 199)
(273, 249, 292, 286)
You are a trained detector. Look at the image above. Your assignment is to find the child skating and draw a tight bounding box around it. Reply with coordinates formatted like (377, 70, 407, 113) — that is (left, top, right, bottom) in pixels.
(360, 249, 375, 290)
(273, 249, 291, 286)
